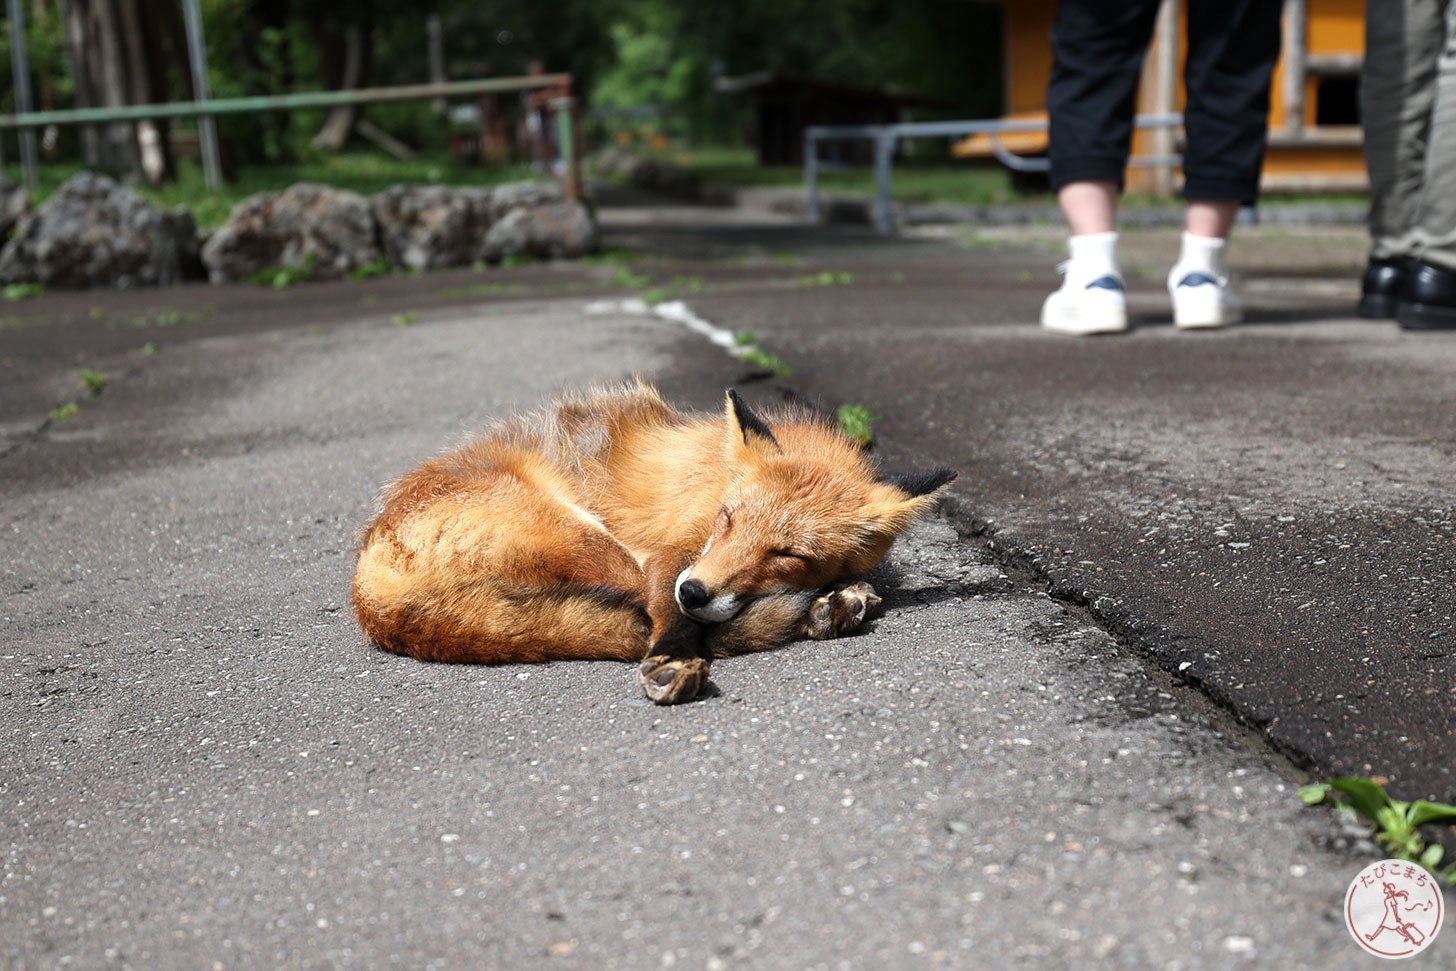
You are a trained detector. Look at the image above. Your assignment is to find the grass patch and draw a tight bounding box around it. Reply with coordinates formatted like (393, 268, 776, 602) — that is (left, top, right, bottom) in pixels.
(797, 270, 855, 287)
(736, 347, 792, 378)
(435, 281, 517, 300)
(251, 255, 315, 289)
(612, 266, 653, 290)
(348, 258, 392, 281)
(75, 367, 107, 397)
(139, 342, 160, 357)
(394, 310, 419, 326)
(733, 331, 757, 347)
(48, 401, 79, 421)
(1301, 777, 1456, 883)
(3, 282, 45, 301)
(836, 403, 876, 448)
(123, 308, 203, 329)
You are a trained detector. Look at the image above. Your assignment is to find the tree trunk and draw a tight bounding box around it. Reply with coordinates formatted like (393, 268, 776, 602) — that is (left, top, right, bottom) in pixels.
(311, 23, 372, 152)
(60, 0, 137, 173)
(114, 0, 173, 183)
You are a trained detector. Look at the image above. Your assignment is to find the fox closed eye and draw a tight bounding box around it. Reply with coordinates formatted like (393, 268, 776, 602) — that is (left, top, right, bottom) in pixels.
(771, 549, 810, 562)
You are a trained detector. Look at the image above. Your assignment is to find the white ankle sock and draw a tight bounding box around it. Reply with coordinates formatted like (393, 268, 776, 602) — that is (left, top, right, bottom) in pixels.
(1173, 232, 1228, 280)
(1065, 231, 1120, 283)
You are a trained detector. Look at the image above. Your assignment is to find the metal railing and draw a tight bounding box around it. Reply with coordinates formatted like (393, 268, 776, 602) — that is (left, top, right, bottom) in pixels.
(803, 112, 1185, 234)
(0, 74, 582, 199)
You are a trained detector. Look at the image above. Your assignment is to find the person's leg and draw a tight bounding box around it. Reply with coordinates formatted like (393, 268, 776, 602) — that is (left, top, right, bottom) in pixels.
(1042, 0, 1162, 335)
(1400, 0, 1456, 328)
(1362, 0, 1444, 318)
(1172, 0, 1281, 328)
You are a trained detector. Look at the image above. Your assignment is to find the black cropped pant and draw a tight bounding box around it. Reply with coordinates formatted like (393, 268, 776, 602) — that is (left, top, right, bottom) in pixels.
(1047, 0, 1283, 203)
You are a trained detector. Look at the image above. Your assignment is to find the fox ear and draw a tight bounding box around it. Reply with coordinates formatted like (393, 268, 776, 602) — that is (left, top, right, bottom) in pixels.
(879, 468, 957, 498)
(725, 389, 779, 457)
(852, 470, 958, 555)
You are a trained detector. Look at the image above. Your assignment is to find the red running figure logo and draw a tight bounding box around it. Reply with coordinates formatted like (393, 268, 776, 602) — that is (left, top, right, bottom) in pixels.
(1345, 859, 1444, 959)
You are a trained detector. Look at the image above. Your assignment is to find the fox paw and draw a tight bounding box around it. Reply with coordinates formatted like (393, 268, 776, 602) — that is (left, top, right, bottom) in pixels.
(805, 581, 884, 640)
(638, 655, 710, 705)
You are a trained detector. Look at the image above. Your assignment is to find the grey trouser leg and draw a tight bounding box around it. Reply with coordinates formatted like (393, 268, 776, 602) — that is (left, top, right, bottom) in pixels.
(1413, 1, 1456, 269)
(1362, 0, 1449, 261)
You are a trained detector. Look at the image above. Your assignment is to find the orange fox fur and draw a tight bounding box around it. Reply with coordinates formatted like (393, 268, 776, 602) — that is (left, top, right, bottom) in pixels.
(351, 381, 955, 700)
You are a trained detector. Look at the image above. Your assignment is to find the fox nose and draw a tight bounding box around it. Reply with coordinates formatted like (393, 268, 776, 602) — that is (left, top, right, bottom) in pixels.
(677, 578, 711, 610)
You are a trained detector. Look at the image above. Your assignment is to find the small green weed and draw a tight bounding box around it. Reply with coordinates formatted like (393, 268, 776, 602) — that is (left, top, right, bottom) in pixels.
(733, 331, 757, 347)
(75, 367, 107, 397)
(394, 311, 419, 326)
(640, 287, 670, 307)
(252, 254, 316, 288)
(502, 253, 538, 268)
(88, 306, 105, 320)
(613, 266, 653, 290)
(348, 258, 392, 280)
(736, 347, 792, 378)
(836, 403, 876, 448)
(436, 282, 514, 299)
(1301, 777, 1456, 883)
(797, 270, 855, 287)
(48, 401, 79, 421)
(2, 282, 45, 301)
(139, 342, 160, 357)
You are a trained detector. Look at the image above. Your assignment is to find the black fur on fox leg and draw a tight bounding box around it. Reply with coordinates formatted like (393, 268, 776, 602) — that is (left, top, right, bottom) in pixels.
(638, 613, 712, 705)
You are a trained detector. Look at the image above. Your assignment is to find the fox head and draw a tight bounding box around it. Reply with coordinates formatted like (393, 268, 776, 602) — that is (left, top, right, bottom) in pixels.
(674, 390, 956, 623)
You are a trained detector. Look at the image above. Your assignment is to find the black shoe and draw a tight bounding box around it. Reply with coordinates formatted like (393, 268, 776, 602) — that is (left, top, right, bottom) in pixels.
(1358, 257, 1407, 319)
(1397, 260, 1456, 330)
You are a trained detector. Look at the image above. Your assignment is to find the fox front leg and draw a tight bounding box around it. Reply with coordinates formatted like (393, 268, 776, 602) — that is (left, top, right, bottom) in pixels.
(804, 581, 884, 640)
(637, 551, 712, 705)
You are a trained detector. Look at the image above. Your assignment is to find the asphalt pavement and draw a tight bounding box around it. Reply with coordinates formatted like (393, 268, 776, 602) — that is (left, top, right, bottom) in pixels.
(0, 190, 1448, 970)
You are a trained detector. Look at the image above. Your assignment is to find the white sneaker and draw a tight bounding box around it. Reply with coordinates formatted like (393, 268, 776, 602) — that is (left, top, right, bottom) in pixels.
(1040, 269, 1128, 336)
(1169, 269, 1241, 329)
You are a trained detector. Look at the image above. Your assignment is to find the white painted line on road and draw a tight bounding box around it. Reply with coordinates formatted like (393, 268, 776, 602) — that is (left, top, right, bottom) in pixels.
(584, 298, 743, 354)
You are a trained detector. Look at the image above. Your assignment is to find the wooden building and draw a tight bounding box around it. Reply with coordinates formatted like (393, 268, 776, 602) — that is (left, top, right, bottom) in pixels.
(953, 0, 1366, 194)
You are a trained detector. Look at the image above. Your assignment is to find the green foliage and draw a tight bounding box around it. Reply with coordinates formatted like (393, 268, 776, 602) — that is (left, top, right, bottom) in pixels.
(251, 254, 316, 288)
(613, 266, 653, 290)
(394, 310, 419, 326)
(733, 331, 757, 347)
(48, 401, 79, 421)
(797, 270, 855, 287)
(1301, 777, 1456, 884)
(736, 347, 791, 378)
(3, 283, 46, 301)
(75, 368, 107, 397)
(348, 258, 392, 281)
(836, 403, 876, 448)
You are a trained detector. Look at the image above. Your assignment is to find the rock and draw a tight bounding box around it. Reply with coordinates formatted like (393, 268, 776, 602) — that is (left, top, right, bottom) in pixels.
(481, 199, 597, 262)
(370, 184, 493, 271)
(0, 175, 29, 241)
(372, 180, 594, 269)
(591, 149, 702, 200)
(200, 182, 381, 283)
(0, 172, 200, 289)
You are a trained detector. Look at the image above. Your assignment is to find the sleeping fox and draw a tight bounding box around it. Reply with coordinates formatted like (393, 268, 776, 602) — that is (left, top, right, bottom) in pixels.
(351, 381, 955, 704)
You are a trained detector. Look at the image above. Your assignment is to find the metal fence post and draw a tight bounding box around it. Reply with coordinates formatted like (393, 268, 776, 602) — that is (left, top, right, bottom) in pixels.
(181, 0, 223, 192)
(6, 0, 39, 190)
(873, 130, 895, 235)
(804, 130, 820, 223)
